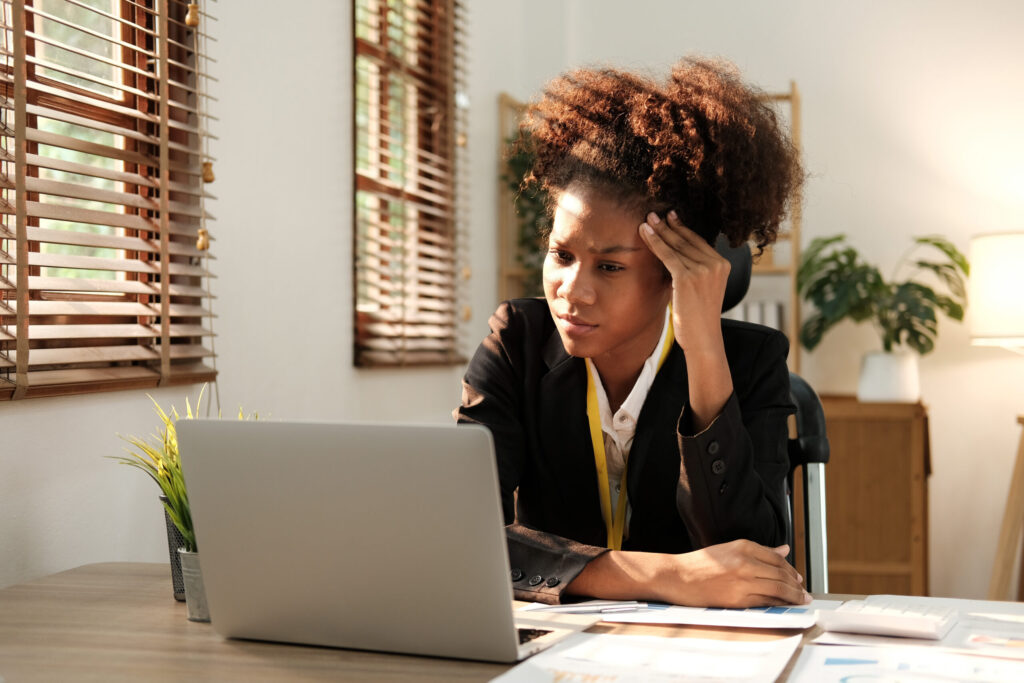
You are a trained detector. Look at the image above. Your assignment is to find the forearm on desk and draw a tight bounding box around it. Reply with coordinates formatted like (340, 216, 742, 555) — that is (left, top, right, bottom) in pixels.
(565, 550, 670, 602)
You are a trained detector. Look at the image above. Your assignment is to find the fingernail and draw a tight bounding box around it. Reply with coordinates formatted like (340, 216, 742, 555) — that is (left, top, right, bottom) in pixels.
(668, 209, 678, 220)
(647, 212, 660, 225)
(803, 591, 812, 603)
(641, 223, 654, 235)
(796, 574, 803, 583)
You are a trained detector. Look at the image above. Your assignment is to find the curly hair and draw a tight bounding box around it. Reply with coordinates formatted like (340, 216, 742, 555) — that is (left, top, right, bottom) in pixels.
(520, 57, 802, 251)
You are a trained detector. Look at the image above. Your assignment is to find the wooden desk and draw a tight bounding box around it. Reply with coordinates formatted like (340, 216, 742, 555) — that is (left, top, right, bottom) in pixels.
(0, 563, 820, 682)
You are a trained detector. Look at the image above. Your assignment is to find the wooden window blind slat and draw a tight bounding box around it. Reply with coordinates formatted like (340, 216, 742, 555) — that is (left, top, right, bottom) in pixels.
(5, 346, 160, 366)
(4, 362, 219, 398)
(22, 366, 161, 389)
(8, 199, 157, 231)
(26, 322, 211, 339)
(8, 300, 214, 318)
(21, 225, 210, 257)
(16, 100, 158, 146)
(5, 175, 211, 219)
(11, 175, 157, 211)
(16, 78, 160, 125)
(1, 343, 212, 367)
(21, 53, 158, 104)
(28, 252, 209, 278)
(23, 3, 157, 59)
(24, 276, 209, 298)
(1, 199, 207, 238)
(5, 151, 160, 188)
(21, 126, 156, 167)
(361, 294, 455, 313)
(15, 31, 155, 82)
(23, 300, 162, 316)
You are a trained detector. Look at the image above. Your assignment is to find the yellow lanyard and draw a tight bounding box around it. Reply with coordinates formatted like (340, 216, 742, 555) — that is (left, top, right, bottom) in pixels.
(585, 311, 675, 550)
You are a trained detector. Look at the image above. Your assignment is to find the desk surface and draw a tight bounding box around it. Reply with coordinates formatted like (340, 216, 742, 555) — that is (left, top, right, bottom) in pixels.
(0, 563, 816, 682)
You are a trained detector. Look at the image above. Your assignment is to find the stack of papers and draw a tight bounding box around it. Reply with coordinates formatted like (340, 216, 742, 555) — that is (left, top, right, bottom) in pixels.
(505, 595, 1024, 681)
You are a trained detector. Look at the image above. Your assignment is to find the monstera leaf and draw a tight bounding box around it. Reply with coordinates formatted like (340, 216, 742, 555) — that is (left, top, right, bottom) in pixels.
(798, 235, 968, 355)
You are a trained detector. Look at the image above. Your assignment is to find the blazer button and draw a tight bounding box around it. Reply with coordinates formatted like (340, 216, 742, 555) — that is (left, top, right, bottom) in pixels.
(708, 440, 720, 455)
(719, 482, 728, 494)
(510, 568, 524, 582)
(528, 575, 544, 586)
(711, 459, 726, 475)
(545, 577, 560, 588)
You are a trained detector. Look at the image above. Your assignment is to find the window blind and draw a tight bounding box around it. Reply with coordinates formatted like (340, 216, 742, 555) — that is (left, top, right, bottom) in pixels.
(353, 0, 468, 367)
(0, 0, 217, 400)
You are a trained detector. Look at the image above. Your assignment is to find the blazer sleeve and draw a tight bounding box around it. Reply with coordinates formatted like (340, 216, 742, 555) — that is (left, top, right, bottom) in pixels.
(674, 328, 794, 549)
(455, 302, 607, 604)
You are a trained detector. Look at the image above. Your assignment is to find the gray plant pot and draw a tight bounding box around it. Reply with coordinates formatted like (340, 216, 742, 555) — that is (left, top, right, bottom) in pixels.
(159, 496, 186, 601)
(177, 548, 210, 622)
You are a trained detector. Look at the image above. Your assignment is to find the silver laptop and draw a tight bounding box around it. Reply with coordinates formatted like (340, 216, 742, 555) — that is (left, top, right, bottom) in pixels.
(176, 419, 596, 662)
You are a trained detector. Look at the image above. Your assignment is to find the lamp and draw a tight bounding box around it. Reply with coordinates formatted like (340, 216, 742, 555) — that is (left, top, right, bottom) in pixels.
(970, 233, 1024, 351)
(970, 233, 1024, 600)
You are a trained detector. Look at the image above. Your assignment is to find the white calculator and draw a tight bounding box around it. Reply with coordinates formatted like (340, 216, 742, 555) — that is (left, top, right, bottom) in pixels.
(818, 598, 958, 640)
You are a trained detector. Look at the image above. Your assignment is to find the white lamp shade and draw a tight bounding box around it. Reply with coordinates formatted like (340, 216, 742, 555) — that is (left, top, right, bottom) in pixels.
(968, 232, 1024, 347)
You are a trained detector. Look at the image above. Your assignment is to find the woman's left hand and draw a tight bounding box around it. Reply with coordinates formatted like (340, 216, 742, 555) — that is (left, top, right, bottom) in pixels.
(639, 210, 733, 429)
(638, 210, 730, 354)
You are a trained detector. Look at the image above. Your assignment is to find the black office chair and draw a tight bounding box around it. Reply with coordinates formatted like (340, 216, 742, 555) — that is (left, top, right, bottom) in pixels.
(715, 236, 831, 594)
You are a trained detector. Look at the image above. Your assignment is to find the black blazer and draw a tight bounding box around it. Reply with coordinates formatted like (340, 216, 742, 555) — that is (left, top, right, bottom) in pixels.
(456, 298, 794, 603)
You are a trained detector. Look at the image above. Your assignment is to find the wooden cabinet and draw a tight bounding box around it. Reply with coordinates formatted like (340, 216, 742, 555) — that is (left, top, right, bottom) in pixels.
(819, 396, 931, 595)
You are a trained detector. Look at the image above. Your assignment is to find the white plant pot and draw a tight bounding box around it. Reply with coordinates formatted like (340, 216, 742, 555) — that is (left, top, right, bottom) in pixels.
(178, 548, 210, 622)
(857, 351, 920, 403)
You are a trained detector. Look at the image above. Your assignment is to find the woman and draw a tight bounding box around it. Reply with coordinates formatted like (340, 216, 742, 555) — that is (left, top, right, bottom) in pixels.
(456, 58, 807, 608)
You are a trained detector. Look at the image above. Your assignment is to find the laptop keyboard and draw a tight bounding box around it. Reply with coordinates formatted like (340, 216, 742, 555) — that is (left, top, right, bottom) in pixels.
(517, 627, 552, 645)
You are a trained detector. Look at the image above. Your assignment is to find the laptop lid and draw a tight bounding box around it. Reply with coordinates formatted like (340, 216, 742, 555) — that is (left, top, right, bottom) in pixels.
(177, 419, 523, 662)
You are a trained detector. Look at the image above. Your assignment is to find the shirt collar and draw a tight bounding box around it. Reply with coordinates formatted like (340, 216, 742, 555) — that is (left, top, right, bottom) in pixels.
(588, 306, 672, 433)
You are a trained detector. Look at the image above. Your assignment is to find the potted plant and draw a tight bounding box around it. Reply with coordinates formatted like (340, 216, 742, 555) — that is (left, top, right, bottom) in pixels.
(798, 234, 969, 402)
(112, 387, 256, 621)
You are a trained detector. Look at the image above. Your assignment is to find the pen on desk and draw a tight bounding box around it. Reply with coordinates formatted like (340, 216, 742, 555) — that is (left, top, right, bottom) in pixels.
(597, 605, 644, 614)
(528, 601, 648, 614)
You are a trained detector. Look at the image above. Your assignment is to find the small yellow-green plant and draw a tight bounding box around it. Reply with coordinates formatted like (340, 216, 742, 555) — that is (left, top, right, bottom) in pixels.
(111, 386, 257, 552)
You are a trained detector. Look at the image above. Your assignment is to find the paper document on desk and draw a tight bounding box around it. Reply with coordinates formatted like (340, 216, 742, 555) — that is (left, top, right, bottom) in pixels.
(789, 643, 1024, 681)
(523, 599, 840, 629)
(491, 632, 802, 682)
(602, 601, 840, 629)
(813, 594, 1024, 660)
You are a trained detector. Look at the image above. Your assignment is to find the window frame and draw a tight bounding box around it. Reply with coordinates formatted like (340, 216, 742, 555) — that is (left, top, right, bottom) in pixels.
(0, 0, 217, 400)
(352, 0, 468, 368)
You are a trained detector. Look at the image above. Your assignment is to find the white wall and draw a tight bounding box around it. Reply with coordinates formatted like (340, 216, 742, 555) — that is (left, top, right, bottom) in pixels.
(3, 0, 1023, 598)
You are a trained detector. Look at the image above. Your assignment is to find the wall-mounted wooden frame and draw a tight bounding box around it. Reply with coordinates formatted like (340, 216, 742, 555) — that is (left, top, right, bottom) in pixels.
(496, 93, 528, 304)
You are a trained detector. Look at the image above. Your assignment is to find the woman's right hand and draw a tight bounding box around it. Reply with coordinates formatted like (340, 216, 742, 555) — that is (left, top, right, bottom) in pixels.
(567, 539, 810, 608)
(655, 539, 810, 607)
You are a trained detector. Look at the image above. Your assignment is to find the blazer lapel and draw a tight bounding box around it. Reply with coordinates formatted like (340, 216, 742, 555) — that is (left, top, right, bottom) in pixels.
(628, 345, 688, 497)
(537, 331, 605, 541)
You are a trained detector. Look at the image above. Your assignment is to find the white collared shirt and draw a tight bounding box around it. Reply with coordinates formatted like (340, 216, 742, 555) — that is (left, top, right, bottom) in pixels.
(585, 307, 672, 535)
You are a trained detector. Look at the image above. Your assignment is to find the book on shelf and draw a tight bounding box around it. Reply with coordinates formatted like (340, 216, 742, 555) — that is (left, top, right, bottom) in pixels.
(722, 300, 785, 333)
